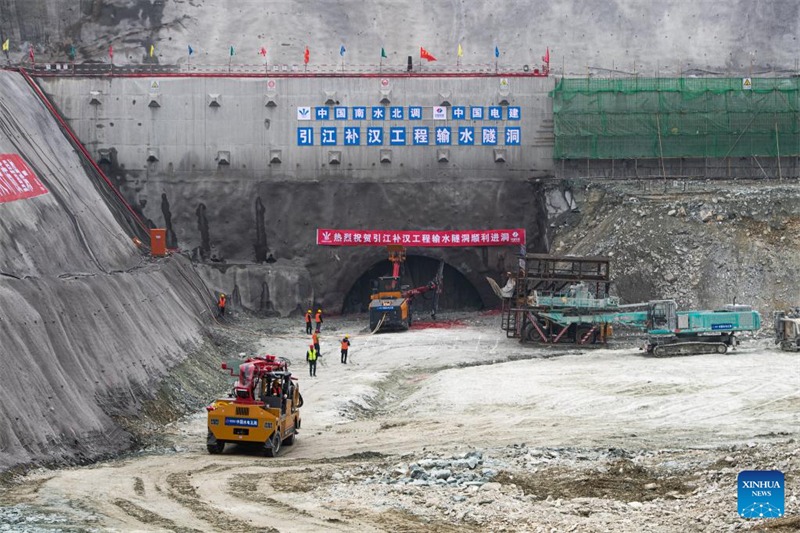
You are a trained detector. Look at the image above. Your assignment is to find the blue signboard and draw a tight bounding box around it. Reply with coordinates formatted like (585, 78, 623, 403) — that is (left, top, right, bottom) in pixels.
(409, 106, 423, 120)
(458, 126, 475, 145)
(482, 127, 498, 145)
(297, 127, 313, 146)
(334, 106, 348, 120)
(344, 126, 361, 145)
(452, 106, 466, 120)
(507, 106, 521, 120)
(367, 127, 383, 145)
(470, 106, 484, 120)
(315, 107, 330, 120)
(224, 417, 258, 427)
(488, 106, 502, 120)
(389, 127, 407, 145)
(352, 106, 367, 120)
(372, 106, 385, 120)
(390, 106, 404, 120)
(320, 127, 337, 145)
(412, 127, 429, 145)
(435, 127, 452, 145)
(505, 127, 521, 145)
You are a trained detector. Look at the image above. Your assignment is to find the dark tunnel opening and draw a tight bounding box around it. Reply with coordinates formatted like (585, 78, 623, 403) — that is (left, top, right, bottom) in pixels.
(341, 255, 484, 315)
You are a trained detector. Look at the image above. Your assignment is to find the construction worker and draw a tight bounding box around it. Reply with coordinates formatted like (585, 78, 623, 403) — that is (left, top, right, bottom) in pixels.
(315, 308, 323, 332)
(304, 309, 313, 334)
(306, 344, 318, 377)
(340, 335, 351, 364)
(217, 293, 226, 317)
(312, 331, 321, 358)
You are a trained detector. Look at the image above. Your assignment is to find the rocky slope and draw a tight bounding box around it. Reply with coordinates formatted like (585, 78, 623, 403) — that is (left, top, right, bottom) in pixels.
(549, 178, 800, 326)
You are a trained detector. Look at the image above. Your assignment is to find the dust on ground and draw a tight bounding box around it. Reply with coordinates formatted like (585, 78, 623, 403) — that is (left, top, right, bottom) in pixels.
(0, 311, 798, 532)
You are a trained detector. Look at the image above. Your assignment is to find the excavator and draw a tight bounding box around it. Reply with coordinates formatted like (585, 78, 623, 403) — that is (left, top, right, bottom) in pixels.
(206, 354, 302, 456)
(369, 245, 444, 332)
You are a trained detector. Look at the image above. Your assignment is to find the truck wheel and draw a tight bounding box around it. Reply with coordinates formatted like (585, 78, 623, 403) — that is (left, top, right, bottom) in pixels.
(207, 441, 224, 454)
(283, 432, 295, 446)
(716, 344, 727, 354)
(265, 432, 281, 457)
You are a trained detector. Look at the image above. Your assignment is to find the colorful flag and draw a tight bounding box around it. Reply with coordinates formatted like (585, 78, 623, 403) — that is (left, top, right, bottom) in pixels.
(457, 44, 463, 57)
(188, 44, 194, 56)
(108, 45, 113, 60)
(259, 47, 267, 57)
(381, 47, 387, 59)
(1, 39, 9, 52)
(494, 46, 499, 58)
(304, 46, 310, 64)
(229, 45, 235, 56)
(339, 44, 346, 57)
(542, 47, 549, 63)
(29, 45, 34, 63)
(420, 47, 436, 62)
(149, 44, 154, 57)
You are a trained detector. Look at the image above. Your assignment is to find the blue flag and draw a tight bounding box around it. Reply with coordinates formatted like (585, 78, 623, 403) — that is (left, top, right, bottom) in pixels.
(494, 46, 499, 58)
(340, 44, 346, 56)
(188, 45, 194, 56)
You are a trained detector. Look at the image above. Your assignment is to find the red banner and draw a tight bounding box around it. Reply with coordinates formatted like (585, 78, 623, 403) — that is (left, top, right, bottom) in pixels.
(0, 154, 48, 204)
(317, 228, 525, 247)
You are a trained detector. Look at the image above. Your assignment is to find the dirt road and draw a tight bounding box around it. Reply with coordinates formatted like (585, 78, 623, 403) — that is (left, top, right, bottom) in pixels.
(1, 313, 798, 532)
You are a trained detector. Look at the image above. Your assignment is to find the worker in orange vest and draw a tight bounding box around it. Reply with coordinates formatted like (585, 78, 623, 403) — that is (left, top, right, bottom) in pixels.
(304, 309, 313, 334)
(315, 308, 323, 332)
(217, 293, 226, 317)
(312, 331, 321, 358)
(340, 335, 351, 364)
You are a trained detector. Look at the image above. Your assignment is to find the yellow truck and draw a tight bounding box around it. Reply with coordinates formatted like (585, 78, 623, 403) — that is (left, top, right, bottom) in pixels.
(206, 355, 302, 456)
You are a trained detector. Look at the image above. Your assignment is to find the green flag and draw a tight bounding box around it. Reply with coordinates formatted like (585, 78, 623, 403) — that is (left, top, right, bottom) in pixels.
(229, 45, 235, 56)
(381, 47, 387, 59)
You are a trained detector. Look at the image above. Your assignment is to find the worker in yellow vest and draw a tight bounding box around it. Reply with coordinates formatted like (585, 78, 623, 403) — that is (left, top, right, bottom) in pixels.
(306, 344, 318, 377)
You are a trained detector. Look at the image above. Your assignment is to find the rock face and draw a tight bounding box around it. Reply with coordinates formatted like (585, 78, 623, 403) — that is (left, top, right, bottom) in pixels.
(0, 71, 213, 471)
(3, 1, 799, 75)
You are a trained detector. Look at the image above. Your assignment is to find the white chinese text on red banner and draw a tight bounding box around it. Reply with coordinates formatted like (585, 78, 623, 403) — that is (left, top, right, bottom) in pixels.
(317, 229, 525, 246)
(0, 154, 48, 204)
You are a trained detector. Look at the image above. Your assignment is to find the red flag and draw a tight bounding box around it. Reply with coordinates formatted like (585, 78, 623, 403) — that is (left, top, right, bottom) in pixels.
(303, 46, 309, 64)
(259, 47, 267, 57)
(28, 46, 34, 64)
(542, 47, 549, 64)
(109, 45, 113, 60)
(420, 47, 436, 62)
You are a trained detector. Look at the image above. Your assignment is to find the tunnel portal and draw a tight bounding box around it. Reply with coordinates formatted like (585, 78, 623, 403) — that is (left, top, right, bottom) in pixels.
(341, 255, 484, 315)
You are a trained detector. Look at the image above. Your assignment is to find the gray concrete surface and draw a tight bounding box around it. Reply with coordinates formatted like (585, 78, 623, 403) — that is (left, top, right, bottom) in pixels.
(0, 70, 214, 471)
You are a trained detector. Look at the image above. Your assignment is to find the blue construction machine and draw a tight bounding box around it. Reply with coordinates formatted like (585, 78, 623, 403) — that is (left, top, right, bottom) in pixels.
(499, 255, 761, 356)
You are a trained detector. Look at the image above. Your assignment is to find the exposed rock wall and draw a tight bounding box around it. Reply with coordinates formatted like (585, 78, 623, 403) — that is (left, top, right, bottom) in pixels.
(0, 71, 213, 471)
(2, 1, 798, 75)
(550, 179, 800, 324)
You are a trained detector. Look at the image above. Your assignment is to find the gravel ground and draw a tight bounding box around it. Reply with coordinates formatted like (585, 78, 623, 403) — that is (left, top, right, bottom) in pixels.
(0, 311, 797, 532)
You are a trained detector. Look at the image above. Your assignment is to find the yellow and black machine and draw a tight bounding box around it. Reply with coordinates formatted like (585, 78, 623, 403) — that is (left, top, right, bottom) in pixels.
(369, 245, 444, 332)
(206, 354, 302, 456)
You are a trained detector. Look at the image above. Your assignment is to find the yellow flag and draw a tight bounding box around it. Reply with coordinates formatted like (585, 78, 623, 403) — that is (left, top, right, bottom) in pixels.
(149, 44, 154, 57)
(1, 39, 9, 52)
(457, 43, 463, 57)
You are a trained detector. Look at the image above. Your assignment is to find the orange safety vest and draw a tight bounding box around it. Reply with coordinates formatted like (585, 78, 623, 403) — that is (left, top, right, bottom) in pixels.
(312, 332, 319, 344)
(341, 339, 350, 350)
(315, 311, 322, 323)
(305, 312, 312, 323)
(218, 294, 226, 308)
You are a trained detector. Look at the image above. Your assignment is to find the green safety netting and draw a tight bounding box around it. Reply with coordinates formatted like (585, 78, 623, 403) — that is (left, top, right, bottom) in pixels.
(552, 77, 800, 159)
